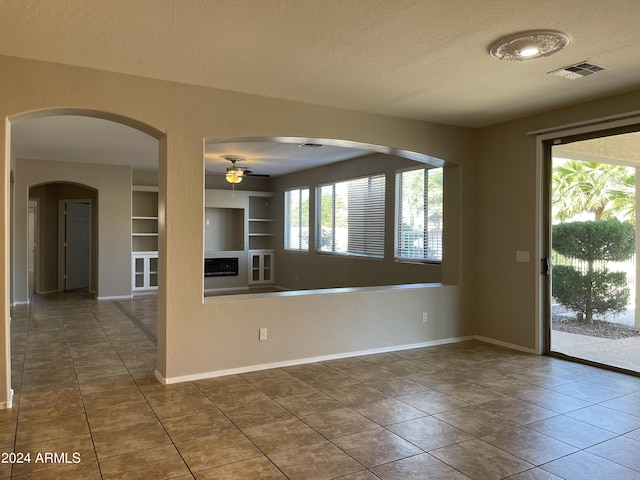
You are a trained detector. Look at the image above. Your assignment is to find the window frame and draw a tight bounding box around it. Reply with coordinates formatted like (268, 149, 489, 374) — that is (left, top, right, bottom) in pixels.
(284, 187, 310, 252)
(395, 165, 443, 264)
(315, 172, 386, 259)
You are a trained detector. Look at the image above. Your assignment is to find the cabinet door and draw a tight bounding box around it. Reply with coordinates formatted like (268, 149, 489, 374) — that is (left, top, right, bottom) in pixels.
(133, 256, 146, 290)
(132, 254, 159, 291)
(148, 256, 159, 288)
(250, 253, 261, 283)
(248, 250, 274, 285)
(262, 252, 273, 282)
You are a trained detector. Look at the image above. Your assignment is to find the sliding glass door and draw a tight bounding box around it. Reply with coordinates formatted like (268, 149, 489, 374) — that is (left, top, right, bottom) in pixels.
(547, 130, 640, 373)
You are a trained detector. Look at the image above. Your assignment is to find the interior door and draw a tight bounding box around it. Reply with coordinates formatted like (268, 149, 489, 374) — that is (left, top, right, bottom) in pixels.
(65, 202, 91, 291)
(28, 200, 37, 299)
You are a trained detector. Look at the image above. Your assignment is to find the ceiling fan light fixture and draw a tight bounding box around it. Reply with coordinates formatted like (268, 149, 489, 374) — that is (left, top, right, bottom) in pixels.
(490, 30, 571, 61)
(221, 155, 247, 184)
(225, 168, 244, 184)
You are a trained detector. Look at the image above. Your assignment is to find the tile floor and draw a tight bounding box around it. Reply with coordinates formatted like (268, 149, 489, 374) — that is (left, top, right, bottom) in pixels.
(4, 292, 640, 479)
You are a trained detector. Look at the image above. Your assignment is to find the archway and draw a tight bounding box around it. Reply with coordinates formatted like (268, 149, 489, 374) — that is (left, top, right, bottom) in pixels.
(203, 136, 450, 296)
(28, 182, 97, 296)
(6, 109, 164, 408)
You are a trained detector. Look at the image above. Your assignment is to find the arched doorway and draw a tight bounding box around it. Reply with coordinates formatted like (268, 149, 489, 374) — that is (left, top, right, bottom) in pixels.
(28, 182, 97, 297)
(11, 112, 161, 303)
(6, 109, 164, 409)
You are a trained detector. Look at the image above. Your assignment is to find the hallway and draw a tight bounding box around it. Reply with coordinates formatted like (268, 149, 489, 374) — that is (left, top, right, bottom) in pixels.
(3, 293, 640, 479)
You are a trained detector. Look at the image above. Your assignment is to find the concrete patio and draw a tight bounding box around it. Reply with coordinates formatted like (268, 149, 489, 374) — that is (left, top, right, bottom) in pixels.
(551, 330, 640, 373)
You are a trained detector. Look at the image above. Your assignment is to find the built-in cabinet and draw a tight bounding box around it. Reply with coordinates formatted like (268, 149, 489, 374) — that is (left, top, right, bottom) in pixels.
(204, 190, 275, 292)
(132, 186, 158, 293)
(248, 193, 274, 285)
(132, 253, 158, 291)
(249, 250, 274, 285)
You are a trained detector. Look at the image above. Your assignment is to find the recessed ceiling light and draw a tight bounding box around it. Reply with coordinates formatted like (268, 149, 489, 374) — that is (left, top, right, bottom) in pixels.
(519, 47, 540, 58)
(490, 30, 571, 61)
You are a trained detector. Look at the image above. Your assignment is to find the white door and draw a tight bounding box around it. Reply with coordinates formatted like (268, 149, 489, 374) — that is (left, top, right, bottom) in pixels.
(28, 200, 37, 299)
(65, 202, 91, 291)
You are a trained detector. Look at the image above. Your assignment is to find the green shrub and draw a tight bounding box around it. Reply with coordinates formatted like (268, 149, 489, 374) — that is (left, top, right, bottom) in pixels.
(552, 219, 634, 323)
(553, 219, 634, 262)
(553, 265, 629, 322)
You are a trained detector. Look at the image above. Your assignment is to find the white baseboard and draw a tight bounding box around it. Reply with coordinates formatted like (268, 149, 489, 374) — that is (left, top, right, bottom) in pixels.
(204, 286, 250, 295)
(474, 335, 537, 355)
(97, 294, 135, 301)
(0, 389, 14, 409)
(156, 335, 475, 385)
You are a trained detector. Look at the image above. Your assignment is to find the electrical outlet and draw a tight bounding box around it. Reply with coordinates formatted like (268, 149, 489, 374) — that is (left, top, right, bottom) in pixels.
(422, 312, 428, 323)
(259, 328, 268, 341)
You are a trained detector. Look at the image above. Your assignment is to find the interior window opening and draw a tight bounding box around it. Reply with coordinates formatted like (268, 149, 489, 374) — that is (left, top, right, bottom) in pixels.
(203, 139, 447, 299)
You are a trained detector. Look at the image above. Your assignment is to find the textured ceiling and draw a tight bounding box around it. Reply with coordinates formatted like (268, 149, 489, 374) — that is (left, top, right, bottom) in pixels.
(5, 0, 640, 173)
(2, 0, 640, 128)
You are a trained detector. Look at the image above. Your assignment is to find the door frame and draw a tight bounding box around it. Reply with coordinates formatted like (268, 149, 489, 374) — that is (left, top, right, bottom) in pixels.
(58, 199, 92, 292)
(534, 113, 640, 357)
(27, 199, 39, 301)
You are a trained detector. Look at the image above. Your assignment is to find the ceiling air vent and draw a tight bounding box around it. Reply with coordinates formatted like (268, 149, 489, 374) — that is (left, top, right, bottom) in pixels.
(548, 61, 608, 79)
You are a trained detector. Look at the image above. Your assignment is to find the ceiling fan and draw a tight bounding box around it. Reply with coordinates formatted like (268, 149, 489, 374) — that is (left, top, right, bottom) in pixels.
(207, 155, 270, 185)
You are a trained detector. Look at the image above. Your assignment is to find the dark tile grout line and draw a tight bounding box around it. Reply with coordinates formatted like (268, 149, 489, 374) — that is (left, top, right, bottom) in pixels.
(63, 300, 103, 479)
(112, 300, 157, 346)
(85, 297, 196, 479)
(8, 301, 30, 480)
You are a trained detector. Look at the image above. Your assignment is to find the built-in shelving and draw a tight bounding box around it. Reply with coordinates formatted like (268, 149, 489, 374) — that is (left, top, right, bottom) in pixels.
(132, 186, 158, 293)
(248, 195, 273, 250)
(247, 194, 274, 284)
(204, 190, 275, 290)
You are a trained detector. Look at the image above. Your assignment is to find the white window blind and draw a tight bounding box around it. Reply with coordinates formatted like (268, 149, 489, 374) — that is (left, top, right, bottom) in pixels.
(396, 167, 443, 262)
(284, 188, 309, 251)
(316, 173, 385, 258)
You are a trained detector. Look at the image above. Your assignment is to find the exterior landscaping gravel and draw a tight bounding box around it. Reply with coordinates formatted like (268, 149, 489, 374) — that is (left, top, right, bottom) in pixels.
(552, 315, 640, 339)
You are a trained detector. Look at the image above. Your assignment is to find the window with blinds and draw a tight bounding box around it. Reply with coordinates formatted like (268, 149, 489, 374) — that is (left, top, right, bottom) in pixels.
(395, 167, 443, 262)
(284, 187, 309, 251)
(316, 173, 385, 258)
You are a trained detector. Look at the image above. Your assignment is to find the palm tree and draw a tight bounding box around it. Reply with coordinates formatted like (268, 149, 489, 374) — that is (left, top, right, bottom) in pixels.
(552, 159, 635, 224)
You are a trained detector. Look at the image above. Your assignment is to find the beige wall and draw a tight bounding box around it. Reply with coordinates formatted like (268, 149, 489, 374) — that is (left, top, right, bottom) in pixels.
(14, 158, 132, 303)
(0, 54, 478, 403)
(179, 284, 466, 382)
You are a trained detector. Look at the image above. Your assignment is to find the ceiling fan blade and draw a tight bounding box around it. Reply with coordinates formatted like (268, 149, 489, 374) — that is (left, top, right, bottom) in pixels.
(245, 173, 270, 177)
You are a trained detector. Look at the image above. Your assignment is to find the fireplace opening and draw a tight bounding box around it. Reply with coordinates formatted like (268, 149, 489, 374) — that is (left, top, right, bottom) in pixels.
(204, 257, 239, 277)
